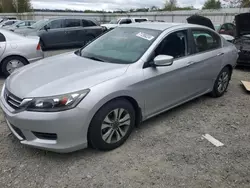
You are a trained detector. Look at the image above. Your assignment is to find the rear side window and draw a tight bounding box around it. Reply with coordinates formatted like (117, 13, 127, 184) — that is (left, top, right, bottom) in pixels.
(191, 29, 221, 53)
(227, 23, 235, 30)
(119, 19, 132, 24)
(135, 19, 147, 23)
(5, 21, 15, 25)
(0, 33, 6, 42)
(65, 19, 81, 27)
(47, 19, 63, 29)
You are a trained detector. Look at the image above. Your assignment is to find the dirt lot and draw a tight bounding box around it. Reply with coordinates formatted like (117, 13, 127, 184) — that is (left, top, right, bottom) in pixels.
(0, 50, 250, 188)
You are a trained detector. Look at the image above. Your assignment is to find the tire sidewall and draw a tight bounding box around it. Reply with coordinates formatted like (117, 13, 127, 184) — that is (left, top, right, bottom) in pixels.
(89, 99, 135, 151)
(1, 56, 28, 77)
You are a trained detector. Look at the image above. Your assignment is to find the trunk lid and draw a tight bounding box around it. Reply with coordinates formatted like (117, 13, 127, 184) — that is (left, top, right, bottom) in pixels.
(187, 15, 215, 30)
(235, 13, 250, 37)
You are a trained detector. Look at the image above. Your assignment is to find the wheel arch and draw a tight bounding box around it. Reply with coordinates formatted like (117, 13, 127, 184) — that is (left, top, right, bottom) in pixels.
(224, 64, 233, 79)
(1, 54, 29, 66)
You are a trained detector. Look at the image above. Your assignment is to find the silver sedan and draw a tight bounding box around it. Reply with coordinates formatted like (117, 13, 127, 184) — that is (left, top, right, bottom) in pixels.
(0, 29, 44, 77)
(0, 23, 238, 153)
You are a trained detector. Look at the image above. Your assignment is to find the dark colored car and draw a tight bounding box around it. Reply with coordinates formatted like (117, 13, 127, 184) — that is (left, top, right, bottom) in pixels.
(14, 17, 105, 50)
(233, 13, 250, 66)
(215, 23, 236, 37)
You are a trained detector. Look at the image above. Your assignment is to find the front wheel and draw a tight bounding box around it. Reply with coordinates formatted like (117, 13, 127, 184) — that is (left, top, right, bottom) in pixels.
(210, 66, 231, 97)
(88, 99, 135, 151)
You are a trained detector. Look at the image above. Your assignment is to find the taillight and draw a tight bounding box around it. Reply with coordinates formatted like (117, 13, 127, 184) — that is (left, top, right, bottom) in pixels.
(36, 43, 41, 51)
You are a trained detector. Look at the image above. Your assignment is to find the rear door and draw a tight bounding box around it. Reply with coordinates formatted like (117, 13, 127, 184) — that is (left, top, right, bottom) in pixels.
(0, 32, 6, 57)
(190, 28, 224, 90)
(64, 18, 81, 45)
(40, 19, 65, 47)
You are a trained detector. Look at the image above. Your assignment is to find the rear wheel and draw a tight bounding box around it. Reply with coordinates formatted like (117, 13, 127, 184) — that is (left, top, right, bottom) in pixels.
(40, 39, 46, 51)
(210, 66, 231, 97)
(88, 99, 135, 151)
(1, 56, 28, 77)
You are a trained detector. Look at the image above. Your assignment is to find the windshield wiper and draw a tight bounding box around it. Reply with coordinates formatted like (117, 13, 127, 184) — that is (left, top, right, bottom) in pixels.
(83, 56, 105, 62)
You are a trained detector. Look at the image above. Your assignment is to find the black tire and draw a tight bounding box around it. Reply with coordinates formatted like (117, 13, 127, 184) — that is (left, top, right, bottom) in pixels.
(1, 56, 28, 78)
(40, 39, 46, 51)
(210, 66, 231, 98)
(88, 99, 135, 151)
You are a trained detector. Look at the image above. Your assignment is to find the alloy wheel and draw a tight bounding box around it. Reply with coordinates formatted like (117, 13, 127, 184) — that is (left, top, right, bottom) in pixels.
(217, 71, 229, 93)
(101, 108, 131, 144)
(6, 60, 25, 74)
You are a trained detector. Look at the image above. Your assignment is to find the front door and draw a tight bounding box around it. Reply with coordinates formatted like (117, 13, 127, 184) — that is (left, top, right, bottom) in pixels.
(142, 29, 207, 117)
(39, 19, 66, 48)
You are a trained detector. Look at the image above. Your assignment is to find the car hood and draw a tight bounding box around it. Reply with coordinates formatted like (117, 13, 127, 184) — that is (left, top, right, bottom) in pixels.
(187, 15, 215, 30)
(235, 13, 250, 37)
(6, 52, 129, 98)
(101, 24, 118, 29)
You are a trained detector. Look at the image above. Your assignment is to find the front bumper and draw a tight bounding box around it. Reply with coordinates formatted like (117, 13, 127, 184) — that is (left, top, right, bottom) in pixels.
(0, 95, 89, 153)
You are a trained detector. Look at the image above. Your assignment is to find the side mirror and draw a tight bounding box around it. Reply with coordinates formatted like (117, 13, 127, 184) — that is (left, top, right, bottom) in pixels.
(16, 25, 20, 28)
(44, 25, 49, 31)
(153, 55, 173, 66)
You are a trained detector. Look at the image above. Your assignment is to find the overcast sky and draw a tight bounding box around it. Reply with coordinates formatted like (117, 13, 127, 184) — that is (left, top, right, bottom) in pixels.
(31, 0, 206, 11)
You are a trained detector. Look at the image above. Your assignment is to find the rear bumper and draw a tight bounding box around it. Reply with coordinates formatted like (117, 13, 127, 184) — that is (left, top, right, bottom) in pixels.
(28, 51, 44, 63)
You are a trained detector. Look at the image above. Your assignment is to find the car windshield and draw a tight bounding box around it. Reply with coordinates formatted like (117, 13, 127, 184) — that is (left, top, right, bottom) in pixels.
(80, 27, 161, 64)
(28, 19, 48, 29)
(109, 19, 120, 24)
(214, 25, 220, 31)
(12, 21, 23, 26)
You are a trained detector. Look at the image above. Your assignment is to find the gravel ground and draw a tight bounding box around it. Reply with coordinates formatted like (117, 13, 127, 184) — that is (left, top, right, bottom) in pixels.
(0, 50, 250, 187)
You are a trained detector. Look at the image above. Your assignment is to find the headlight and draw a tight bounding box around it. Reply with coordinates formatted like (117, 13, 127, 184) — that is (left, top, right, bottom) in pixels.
(25, 89, 90, 112)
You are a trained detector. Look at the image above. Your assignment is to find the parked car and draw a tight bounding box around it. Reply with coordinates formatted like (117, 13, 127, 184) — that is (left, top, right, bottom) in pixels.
(14, 17, 105, 50)
(233, 13, 250, 66)
(0, 29, 44, 77)
(0, 17, 17, 23)
(0, 20, 20, 28)
(0, 22, 238, 153)
(4, 20, 36, 31)
(214, 23, 236, 37)
(101, 17, 148, 29)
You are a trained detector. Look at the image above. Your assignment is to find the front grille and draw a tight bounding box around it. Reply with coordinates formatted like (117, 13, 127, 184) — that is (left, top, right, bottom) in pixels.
(11, 124, 26, 139)
(4, 89, 22, 110)
(32, 132, 57, 140)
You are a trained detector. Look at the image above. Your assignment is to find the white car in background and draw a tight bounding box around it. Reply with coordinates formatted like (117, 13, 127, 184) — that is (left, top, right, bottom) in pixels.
(101, 17, 148, 29)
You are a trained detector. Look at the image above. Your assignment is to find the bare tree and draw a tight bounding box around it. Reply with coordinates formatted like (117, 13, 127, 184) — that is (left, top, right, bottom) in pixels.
(164, 0, 177, 11)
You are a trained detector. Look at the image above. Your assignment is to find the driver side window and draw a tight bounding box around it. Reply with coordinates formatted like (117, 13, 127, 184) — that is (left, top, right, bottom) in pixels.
(155, 30, 188, 59)
(47, 19, 63, 29)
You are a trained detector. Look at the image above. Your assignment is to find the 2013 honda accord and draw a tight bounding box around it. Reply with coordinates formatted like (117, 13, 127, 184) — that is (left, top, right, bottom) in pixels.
(0, 22, 238, 153)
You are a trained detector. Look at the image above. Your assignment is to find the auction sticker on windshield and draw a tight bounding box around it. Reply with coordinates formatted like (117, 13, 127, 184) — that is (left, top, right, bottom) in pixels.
(136, 32, 154, 41)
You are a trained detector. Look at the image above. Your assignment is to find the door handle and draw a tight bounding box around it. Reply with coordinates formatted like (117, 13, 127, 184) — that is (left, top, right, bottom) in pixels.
(217, 52, 224, 56)
(187, 61, 196, 66)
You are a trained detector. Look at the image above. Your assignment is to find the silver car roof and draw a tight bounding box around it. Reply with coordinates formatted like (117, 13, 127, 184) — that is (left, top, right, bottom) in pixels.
(119, 22, 213, 31)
